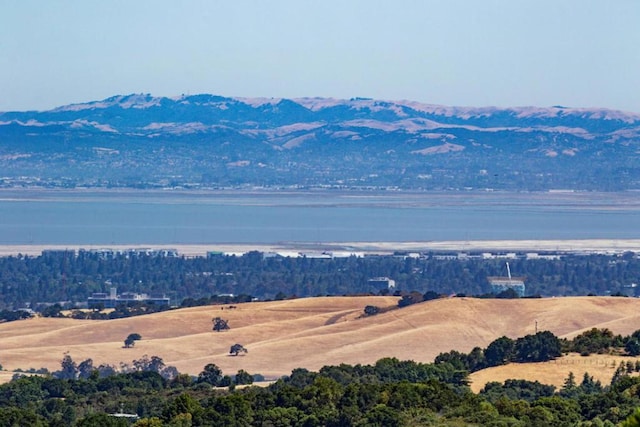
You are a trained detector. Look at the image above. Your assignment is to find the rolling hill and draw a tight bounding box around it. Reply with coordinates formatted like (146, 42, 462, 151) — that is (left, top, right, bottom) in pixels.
(2, 296, 640, 388)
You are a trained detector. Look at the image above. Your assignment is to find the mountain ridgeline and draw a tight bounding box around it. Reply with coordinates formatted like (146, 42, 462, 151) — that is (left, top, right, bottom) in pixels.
(1, 94, 639, 191)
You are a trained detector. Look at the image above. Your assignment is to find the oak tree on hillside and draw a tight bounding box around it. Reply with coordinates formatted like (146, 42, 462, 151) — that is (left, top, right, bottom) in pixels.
(124, 333, 142, 348)
(212, 317, 230, 332)
(364, 305, 380, 316)
(229, 343, 248, 356)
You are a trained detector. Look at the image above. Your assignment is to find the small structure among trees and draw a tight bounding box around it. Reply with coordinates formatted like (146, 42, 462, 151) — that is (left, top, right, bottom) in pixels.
(212, 317, 230, 332)
(124, 333, 142, 348)
(368, 277, 396, 292)
(229, 343, 248, 356)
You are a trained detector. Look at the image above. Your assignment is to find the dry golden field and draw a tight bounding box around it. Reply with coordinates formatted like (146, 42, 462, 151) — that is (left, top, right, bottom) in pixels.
(469, 352, 637, 393)
(2, 296, 640, 388)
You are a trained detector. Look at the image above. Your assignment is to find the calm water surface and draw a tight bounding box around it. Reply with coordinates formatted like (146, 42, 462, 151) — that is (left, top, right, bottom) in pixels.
(0, 190, 638, 244)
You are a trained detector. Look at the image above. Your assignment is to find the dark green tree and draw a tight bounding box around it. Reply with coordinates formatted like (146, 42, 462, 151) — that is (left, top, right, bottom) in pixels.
(229, 343, 248, 356)
(423, 290, 440, 301)
(77, 358, 95, 379)
(626, 338, 640, 356)
(197, 363, 223, 386)
(398, 291, 423, 308)
(532, 395, 581, 426)
(124, 333, 142, 348)
(485, 336, 515, 367)
(571, 328, 617, 355)
(212, 317, 230, 332)
(466, 347, 487, 372)
(434, 350, 470, 371)
(132, 355, 166, 374)
(256, 407, 307, 426)
(40, 304, 64, 318)
(579, 372, 603, 395)
(364, 403, 402, 427)
(234, 369, 254, 385)
(559, 371, 580, 399)
(55, 354, 78, 380)
(161, 393, 203, 425)
(209, 393, 254, 425)
(364, 305, 380, 316)
(514, 331, 561, 363)
(622, 408, 640, 427)
(0, 407, 47, 427)
(481, 379, 556, 403)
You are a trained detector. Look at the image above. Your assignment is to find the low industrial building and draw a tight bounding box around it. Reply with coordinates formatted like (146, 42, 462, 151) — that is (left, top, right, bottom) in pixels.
(486, 262, 526, 297)
(88, 287, 170, 308)
(368, 277, 396, 291)
(488, 277, 526, 297)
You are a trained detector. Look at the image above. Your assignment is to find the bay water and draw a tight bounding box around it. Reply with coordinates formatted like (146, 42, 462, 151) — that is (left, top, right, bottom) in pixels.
(0, 190, 638, 245)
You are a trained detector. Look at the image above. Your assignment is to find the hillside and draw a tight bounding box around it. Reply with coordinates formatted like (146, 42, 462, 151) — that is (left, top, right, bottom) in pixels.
(469, 352, 636, 393)
(2, 296, 640, 385)
(1, 95, 639, 191)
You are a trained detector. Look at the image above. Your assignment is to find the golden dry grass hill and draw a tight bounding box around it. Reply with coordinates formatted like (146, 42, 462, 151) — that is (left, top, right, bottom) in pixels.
(2, 296, 640, 388)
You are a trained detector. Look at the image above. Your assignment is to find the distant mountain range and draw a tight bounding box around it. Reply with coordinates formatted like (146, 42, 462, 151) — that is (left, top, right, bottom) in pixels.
(1, 94, 639, 191)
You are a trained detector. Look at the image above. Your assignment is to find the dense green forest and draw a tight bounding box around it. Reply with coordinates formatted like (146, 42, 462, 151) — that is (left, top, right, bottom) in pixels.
(1, 251, 639, 310)
(4, 329, 640, 426)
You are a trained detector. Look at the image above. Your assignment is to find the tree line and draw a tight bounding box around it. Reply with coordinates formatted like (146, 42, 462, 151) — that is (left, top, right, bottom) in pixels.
(1, 250, 639, 310)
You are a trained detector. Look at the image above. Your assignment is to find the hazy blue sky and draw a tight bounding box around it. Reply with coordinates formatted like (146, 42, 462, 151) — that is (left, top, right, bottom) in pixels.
(2, 1, 639, 112)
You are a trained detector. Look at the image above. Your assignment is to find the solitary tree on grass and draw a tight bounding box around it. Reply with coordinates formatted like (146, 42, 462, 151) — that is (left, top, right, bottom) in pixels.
(364, 305, 380, 316)
(229, 343, 248, 356)
(124, 333, 142, 348)
(212, 317, 230, 332)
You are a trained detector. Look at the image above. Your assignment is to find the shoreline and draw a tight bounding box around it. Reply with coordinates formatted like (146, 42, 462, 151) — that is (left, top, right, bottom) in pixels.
(2, 187, 640, 206)
(1, 239, 640, 257)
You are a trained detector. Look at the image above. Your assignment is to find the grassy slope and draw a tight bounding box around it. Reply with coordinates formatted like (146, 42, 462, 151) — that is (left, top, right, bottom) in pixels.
(1, 296, 640, 387)
(469, 353, 635, 393)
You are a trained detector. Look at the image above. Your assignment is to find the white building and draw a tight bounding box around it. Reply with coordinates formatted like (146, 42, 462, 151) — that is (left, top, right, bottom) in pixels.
(368, 277, 396, 291)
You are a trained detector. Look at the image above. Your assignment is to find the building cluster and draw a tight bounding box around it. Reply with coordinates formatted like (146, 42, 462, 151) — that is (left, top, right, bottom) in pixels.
(367, 277, 396, 291)
(487, 276, 526, 297)
(87, 287, 170, 308)
(42, 248, 179, 259)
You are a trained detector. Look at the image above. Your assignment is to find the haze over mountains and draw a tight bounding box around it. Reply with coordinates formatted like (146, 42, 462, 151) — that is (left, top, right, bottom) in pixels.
(1, 94, 639, 191)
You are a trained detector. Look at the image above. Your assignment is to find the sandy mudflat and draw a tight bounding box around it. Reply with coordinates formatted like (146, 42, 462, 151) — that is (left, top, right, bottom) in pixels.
(1, 239, 640, 257)
(335, 239, 640, 253)
(0, 244, 277, 257)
